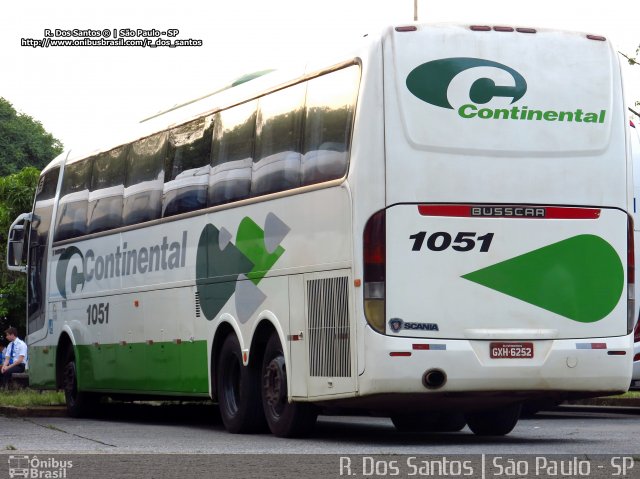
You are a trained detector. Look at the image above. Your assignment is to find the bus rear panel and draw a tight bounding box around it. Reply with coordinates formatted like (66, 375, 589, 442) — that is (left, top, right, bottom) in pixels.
(358, 25, 632, 408)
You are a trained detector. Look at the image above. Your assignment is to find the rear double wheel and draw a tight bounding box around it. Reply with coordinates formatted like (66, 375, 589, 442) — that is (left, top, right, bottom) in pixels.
(216, 334, 266, 433)
(465, 403, 521, 436)
(261, 333, 318, 437)
(391, 412, 466, 433)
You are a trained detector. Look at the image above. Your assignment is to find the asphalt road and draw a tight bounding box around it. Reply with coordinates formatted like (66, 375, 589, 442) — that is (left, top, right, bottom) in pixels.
(0, 405, 638, 478)
(0, 404, 638, 454)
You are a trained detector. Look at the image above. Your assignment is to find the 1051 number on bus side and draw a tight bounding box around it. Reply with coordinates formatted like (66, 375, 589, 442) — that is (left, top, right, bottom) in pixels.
(87, 303, 109, 325)
(409, 232, 494, 252)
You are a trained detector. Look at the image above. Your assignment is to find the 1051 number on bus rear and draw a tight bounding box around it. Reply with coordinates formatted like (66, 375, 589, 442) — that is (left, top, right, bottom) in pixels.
(409, 231, 494, 252)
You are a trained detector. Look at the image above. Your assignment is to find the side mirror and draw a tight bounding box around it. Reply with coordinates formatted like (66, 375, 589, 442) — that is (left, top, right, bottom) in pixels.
(6, 213, 31, 273)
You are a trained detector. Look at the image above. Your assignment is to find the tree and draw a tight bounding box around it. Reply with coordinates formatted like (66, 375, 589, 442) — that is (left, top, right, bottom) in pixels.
(0, 167, 40, 336)
(0, 99, 62, 336)
(621, 44, 639, 67)
(621, 45, 639, 108)
(0, 98, 63, 176)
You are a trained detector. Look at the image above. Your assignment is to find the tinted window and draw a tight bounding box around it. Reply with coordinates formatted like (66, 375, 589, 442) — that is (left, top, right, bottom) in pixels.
(253, 83, 305, 196)
(123, 133, 167, 225)
(36, 168, 59, 202)
(302, 66, 359, 185)
(163, 116, 213, 216)
(88, 146, 127, 233)
(209, 101, 256, 206)
(28, 167, 59, 333)
(55, 159, 92, 241)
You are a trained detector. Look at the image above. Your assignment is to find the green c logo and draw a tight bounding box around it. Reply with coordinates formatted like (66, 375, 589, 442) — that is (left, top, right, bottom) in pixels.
(406, 58, 527, 109)
(55, 246, 85, 299)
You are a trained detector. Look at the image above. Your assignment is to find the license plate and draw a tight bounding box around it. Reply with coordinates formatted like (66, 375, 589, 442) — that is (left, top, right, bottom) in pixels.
(490, 342, 534, 359)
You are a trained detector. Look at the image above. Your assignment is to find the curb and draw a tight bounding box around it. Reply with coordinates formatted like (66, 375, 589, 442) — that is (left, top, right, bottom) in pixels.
(566, 398, 640, 408)
(0, 405, 67, 418)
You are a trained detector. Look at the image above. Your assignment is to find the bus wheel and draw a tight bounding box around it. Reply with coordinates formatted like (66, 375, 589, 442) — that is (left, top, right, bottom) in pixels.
(465, 403, 521, 436)
(391, 412, 466, 433)
(261, 333, 318, 437)
(521, 399, 562, 417)
(62, 354, 95, 418)
(216, 334, 266, 433)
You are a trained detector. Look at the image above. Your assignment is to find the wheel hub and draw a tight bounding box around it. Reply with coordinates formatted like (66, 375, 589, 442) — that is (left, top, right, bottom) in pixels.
(264, 356, 286, 415)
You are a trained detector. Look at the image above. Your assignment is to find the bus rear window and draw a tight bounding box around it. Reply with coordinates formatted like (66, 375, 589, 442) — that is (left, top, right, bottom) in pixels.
(302, 66, 359, 186)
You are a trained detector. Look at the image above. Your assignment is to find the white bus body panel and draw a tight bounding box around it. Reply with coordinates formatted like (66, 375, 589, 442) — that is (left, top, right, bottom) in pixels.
(361, 25, 632, 398)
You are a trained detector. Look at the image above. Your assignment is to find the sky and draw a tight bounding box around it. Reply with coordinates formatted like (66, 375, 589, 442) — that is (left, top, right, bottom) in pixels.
(1, 0, 639, 153)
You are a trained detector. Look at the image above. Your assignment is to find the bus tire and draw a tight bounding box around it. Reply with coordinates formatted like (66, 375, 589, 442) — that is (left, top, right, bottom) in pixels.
(465, 403, 521, 436)
(521, 399, 562, 417)
(62, 354, 96, 418)
(391, 412, 466, 432)
(216, 334, 266, 434)
(261, 333, 318, 437)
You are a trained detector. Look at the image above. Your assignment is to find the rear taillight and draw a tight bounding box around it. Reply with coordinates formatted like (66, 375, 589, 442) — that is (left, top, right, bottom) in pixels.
(363, 210, 386, 333)
(634, 320, 640, 343)
(629, 215, 636, 334)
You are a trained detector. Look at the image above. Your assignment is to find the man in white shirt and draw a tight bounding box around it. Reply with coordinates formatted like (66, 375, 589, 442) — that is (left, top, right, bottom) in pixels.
(1, 326, 27, 387)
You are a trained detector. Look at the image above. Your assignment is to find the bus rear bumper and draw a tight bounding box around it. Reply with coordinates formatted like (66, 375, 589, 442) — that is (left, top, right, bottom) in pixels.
(359, 328, 633, 397)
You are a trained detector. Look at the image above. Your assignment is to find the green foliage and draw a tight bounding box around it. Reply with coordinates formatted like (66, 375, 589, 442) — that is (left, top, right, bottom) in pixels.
(0, 389, 65, 407)
(624, 44, 639, 67)
(622, 45, 639, 107)
(0, 99, 61, 335)
(0, 98, 63, 176)
(0, 168, 40, 335)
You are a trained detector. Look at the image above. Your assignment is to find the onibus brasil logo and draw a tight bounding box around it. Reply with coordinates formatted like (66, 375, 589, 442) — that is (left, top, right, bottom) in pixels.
(406, 57, 606, 123)
(56, 213, 289, 324)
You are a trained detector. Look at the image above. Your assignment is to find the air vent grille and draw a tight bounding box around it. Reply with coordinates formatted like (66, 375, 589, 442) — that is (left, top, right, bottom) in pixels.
(194, 291, 201, 318)
(307, 276, 351, 377)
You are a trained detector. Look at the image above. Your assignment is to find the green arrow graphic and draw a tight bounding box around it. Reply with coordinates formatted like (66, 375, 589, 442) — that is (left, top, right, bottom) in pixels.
(461, 235, 624, 323)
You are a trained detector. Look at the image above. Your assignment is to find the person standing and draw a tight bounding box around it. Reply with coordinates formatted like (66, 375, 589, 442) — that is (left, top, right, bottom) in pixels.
(1, 327, 27, 387)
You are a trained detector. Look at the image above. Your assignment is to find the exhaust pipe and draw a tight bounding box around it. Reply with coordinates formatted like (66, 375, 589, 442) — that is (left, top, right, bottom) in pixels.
(422, 369, 447, 389)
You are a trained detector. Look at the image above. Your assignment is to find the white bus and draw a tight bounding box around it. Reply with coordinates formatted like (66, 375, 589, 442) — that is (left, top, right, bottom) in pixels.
(7, 23, 634, 437)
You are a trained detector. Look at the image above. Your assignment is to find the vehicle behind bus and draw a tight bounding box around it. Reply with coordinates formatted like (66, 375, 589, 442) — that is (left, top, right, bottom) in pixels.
(631, 119, 640, 389)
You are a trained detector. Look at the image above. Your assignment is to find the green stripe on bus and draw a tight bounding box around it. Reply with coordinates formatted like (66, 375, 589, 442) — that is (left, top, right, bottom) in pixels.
(462, 234, 624, 323)
(74, 340, 209, 393)
(28, 345, 58, 389)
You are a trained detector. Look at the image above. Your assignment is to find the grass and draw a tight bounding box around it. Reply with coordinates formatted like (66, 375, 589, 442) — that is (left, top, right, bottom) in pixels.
(0, 388, 635, 409)
(613, 390, 640, 398)
(0, 389, 65, 407)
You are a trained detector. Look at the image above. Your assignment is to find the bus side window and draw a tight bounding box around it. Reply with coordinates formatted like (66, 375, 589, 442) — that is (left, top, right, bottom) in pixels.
(208, 101, 256, 206)
(302, 66, 359, 186)
(123, 132, 167, 226)
(252, 83, 305, 196)
(87, 145, 126, 233)
(163, 116, 213, 217)
(54, 159, 92, 241)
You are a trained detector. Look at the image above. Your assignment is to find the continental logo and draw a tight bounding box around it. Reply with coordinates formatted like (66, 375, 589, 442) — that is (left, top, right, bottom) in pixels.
(55, 214, 289, 325)
(406, 57, 606, 123)
(55, 232, 187, 299)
